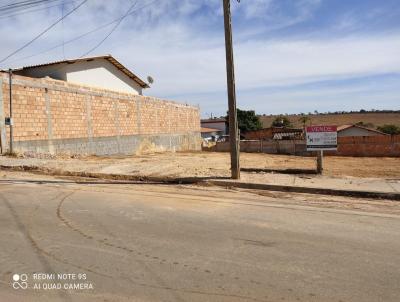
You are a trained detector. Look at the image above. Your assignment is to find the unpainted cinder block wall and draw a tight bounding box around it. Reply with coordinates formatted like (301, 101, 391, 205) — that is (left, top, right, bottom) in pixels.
(334, 135, 400, 157)
(205, 137, 400, 157)
(0, 73, 201, 155)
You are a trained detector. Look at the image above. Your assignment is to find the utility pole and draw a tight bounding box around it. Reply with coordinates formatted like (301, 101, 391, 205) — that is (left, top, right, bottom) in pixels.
(223, 0, 240, 179)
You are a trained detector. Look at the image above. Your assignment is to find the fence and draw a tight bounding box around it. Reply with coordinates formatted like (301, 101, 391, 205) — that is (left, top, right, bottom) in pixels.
(334, 135, 400, 157)
(0, 73, 201, 155)
(204, 136, 400, 157)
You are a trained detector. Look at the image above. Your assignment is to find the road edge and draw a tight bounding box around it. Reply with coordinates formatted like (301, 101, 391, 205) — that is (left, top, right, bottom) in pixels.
(206, 180, 400, 201)
(1, 164, 399, 201)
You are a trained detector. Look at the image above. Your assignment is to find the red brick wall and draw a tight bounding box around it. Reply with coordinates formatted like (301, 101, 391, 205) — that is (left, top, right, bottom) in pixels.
(335, 135, 400, 157)
(0, 73, 200, 153)
(205, 136, 400, 157)
(49, 89, 88, 140)
(243, 128, 273, 140)
(1, 80, 49, 141)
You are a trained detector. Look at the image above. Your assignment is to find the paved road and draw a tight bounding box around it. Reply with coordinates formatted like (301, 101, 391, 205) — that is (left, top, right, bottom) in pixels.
(0, 173, 399, 302)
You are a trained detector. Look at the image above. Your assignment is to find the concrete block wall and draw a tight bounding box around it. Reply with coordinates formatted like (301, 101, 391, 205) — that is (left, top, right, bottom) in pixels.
(206, 140, 306, 155)
(204, 137, 400, 157)
(0, 73, 201, 155)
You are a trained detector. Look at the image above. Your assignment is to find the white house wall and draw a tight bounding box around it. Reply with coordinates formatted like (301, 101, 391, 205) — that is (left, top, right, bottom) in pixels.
(14, 58, 143, 95)
(65, 59, 142, 95)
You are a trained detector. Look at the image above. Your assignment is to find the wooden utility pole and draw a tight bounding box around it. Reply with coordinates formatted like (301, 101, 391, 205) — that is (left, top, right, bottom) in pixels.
(223, 0, 240, 179)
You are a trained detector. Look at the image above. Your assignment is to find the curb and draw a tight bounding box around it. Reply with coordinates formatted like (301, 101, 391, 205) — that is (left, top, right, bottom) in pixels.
(0, 165, 199, 184)
(206, 180, 400, 201)
(1, 164, 399, 201)
(240, 168, 318, 175)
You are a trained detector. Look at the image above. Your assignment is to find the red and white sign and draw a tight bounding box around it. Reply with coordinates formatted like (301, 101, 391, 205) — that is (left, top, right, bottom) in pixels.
(306, 125, 337, 151)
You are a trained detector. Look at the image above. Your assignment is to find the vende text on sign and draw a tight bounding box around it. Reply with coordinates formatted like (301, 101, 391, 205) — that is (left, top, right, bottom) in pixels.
(306, 125, 337, 151)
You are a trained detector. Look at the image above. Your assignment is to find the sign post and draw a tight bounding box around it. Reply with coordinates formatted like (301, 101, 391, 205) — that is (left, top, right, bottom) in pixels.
(317, 150, 323, 174)
(306, 126, 337, 174)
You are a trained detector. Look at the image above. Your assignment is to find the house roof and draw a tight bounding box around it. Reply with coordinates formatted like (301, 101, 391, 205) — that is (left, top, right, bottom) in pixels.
(337, 124, 387, 135)
(201, 127, 222, 133)
(271, 127, 303, 133)
(337, 125, 353, 131)
(201, 118, 227, 123)
(244, 127, 303, 133)
(10, 55, 149, 88)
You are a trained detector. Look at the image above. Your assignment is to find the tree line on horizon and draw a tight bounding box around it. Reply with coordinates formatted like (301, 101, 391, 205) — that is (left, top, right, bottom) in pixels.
(258, 109, 400, 117)
(223, 109, 400, 135)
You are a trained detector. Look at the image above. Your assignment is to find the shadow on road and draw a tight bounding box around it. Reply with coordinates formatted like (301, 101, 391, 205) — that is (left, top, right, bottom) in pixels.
(0, 175, 231, 186)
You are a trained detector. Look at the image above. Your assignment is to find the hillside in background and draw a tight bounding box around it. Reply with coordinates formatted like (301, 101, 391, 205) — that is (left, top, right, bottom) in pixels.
(259, 112, 400, 129)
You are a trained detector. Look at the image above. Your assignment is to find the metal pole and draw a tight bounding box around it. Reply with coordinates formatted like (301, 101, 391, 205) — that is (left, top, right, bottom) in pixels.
(8, 69, 13, 154)
(223, 0, 240, 179)
(317, 150, 323, 174)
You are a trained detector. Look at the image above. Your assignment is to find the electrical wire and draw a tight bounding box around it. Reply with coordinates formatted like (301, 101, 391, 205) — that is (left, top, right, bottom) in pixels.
(0, 0, 52, 10)
(2, 0, 160, 74)
(6, 0, 160, 65)
(0, 0, 88, 64)
(17, 0, 156, 79)
(0, 1, 75, 19)
(0, 0, 61, 14)
(9, 21, 118, 64)
(80, 0, 138, 58)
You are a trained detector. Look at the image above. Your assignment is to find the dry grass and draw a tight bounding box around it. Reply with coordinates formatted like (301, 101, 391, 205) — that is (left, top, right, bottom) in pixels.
(84, 152, 400, 179)
(260, 112, 400, 129)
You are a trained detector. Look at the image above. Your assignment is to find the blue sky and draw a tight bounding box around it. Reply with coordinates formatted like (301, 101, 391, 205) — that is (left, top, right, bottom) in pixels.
(0, 0, 399, 117)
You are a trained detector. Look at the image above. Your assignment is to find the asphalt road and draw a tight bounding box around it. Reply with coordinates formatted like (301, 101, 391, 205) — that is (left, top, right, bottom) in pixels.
(0, 173, 399, 302)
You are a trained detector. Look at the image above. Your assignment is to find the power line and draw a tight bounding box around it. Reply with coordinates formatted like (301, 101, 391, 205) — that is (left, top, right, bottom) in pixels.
(4, 0, 160, 66)
(4, 0, 160, 87)
(0, 0, 61, 13)
(80, 0, 138, 58)
(0, 1, 75, 19)
(0, 0, 52, 10)
(9, 20, 117, 64)
(0, 0, 88, 64)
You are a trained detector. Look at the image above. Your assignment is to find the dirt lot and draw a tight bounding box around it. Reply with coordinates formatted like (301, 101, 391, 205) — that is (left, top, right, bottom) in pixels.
(1, 152, 399, 179)
(88, 152, 400, 178)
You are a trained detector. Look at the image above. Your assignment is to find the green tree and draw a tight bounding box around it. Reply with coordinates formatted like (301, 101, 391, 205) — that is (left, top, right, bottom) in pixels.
(227, 109, 263, 132)
(377, 124, 400, 135)
(271, 115, 293, 128)
(298, 115, 311, 128)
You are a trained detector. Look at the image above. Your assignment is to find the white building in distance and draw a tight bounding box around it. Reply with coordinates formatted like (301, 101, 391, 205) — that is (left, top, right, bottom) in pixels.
(12, 55, 149, 95)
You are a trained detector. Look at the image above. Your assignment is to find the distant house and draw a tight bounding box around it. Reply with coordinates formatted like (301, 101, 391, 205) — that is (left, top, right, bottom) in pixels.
(12, 55, 149, 95)
(337, 125, 387, 137)
(201, 118, 228, 135)
(201, 127, 223, 140)
(243, 127, 303, 140)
